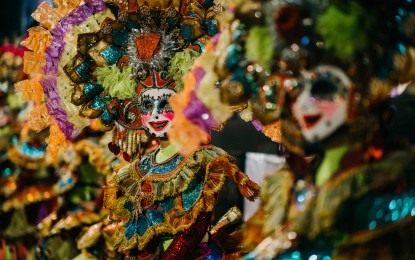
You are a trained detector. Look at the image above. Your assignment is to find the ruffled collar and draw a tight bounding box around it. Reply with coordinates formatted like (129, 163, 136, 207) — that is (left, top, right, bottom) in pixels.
(105, 145, 230, 252)
(115, 145, 223, 202)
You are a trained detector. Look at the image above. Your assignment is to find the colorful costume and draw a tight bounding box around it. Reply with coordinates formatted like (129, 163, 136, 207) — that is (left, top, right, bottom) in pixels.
(16, 0, 260, 258)
(106, 145, 259, 258)
(167, 0, 415, 259)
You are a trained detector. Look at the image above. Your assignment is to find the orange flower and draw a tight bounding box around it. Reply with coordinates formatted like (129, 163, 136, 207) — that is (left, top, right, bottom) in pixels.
(31, 2, 65, 30)
(14, 79, 45, 102)
(20, 27, 52, 53)
(28, 104, 50, 133)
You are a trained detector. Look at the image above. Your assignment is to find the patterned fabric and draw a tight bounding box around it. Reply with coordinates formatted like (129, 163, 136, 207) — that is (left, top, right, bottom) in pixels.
(104, 145, 260, 256)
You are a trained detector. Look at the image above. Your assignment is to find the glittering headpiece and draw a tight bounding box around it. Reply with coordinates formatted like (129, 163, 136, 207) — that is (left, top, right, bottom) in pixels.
(16, 0, 220, 160)
(169, 0, 415, 154)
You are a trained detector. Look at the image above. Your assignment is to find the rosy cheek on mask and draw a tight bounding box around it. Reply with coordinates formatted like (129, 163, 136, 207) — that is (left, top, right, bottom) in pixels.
(162, 111, 174, 121)
(292, 102, 300, 117)
(315, 100, 341, 120)
(141, 114, 150, 124)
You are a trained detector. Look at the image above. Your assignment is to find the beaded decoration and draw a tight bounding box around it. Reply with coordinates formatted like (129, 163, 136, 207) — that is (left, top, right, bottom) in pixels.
(16, 0, 220, 160)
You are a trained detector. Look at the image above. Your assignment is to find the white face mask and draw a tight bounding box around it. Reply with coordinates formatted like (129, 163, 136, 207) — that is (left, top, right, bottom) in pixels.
(292, 65, 351, 143)
(139, 88, 175, 138)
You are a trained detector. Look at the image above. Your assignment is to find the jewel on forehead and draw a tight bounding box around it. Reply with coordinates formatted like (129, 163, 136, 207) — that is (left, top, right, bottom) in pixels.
(135, 33, 161, 61)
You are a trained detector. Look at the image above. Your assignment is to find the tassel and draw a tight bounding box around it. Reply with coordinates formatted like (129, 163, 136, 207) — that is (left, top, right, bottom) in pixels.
(222, 159, 260, 201)
(108, 123, 145, 161)
(210, 156, 261, 201)
(235, 174, 261, 201)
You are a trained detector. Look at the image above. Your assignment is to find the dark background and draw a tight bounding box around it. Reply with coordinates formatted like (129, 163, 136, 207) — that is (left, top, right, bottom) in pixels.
(0, 0, 44, 41)
(0, 1, 21, 40)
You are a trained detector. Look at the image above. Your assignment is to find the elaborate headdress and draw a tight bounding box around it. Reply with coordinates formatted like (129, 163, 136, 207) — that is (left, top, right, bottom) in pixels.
(169, 0, 415, 154)
(16, 0, 221, 160)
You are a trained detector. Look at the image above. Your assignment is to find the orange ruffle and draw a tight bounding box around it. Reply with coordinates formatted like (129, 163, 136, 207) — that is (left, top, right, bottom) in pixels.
(46, 121, 70, 159)
(169, 71, 211, 155)
(14, 78, 45, 102)
(169, 115, 210, 156)
(170, 71, 196, 109)
(31, 2, 65, 30)
(28, 104, 51, 133)
(53, 0, 83, 16)
(23, 51, 46, 75)
(20, 26, 52, 53)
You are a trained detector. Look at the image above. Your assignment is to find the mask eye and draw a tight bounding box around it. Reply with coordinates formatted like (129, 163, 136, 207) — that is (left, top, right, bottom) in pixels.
(309, 65, 350, 101)
(158, 99, 171, 110)
(142, 100, 154, 111)
(311, 79, 338, 99)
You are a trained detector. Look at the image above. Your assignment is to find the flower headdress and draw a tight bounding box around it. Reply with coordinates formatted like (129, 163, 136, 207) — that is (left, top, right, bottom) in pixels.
(169, 0, 415, 154)
(16, 0, 220, 160)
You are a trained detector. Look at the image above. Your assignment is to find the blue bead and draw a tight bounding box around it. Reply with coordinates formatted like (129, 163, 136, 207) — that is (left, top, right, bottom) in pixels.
(369, 220, 377, 230)
(301, 36, 310, 46)
(100, 46, 123, 65)
(76, 61, 92, 81)
(100, 110, 113, 125)
(90, 96, 105, 110)
(181, 25, 194, 41)
(401, 206, 409, 218)
(1, 168, 11, 177)
(398, 43, 407, 54)
(389, 200, 397, 210)
(225, 44, 240, 70)
(292, 251, 301, 258)
(203, 18, 219, 37)
(391, 211, 400, 221)
(83, 83, 103, 99)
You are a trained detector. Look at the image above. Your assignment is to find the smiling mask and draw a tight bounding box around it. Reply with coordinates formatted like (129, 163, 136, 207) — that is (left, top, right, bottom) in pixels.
(292, 65, 351, 143)
(140, 88, 175, 138)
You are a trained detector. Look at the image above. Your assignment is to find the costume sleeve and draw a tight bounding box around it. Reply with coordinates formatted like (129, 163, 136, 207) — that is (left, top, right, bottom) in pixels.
(208, 154, 261, 201)
(161, 211, 213, 259)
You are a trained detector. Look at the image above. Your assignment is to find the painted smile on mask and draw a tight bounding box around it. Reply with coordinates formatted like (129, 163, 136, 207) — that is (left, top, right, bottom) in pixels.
(149, 120, 169, 131)
(303, 114, 322, 129)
